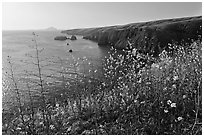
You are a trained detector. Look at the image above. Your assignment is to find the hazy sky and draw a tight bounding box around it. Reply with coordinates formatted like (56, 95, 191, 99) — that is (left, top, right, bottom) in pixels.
(2, 2, 202, 30)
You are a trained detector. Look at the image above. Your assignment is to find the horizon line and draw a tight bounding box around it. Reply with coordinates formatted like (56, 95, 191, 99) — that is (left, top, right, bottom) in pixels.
(3, 15, 202, 31)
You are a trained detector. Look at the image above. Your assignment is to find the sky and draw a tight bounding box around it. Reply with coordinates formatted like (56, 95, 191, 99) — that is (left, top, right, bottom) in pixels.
(2, 2, 202, 30)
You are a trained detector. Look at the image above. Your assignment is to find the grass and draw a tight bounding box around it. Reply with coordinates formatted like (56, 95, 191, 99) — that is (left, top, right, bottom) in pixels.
(2, 33, 202, 135)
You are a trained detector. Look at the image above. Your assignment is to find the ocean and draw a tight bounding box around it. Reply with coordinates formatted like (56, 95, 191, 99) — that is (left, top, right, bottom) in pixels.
(2, 30, 110, 111)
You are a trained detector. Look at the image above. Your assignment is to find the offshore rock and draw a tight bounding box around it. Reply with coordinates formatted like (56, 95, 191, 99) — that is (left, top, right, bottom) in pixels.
(70, 35, 77, 40)
(54, 36, 67, 40)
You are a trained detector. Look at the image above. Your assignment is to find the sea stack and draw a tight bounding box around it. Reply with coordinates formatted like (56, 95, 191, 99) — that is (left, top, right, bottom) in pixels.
(70, 35, 77, 40)
(54, 36, 67, 41)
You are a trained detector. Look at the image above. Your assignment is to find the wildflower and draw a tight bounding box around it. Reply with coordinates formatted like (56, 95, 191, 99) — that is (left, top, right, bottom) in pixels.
(164, 109, 169, 113)
(67, 126, 72, 132)
(102, 82, 106, 86)
(167, 100, 172, 105)
(183, 95, 187, 99)
(134, 99, 138, 103)
(16, 127, 21, 130)
(163, 87, 167, 91)
(50, 125, 55, 130)
(171, 103, 176, 108)
(23, 115, 30, 122)
(177, 117, 183, 121)
(140, 101, 145, 104)
(151, 63, 159, 69)
(99, 124, 103, 128)
(172, 84, 176, 89)
(36, 112, 42, 117)
(132, 48, 137, 56)
(61, 110, 65, 115)
(173, 75, 179, 81)
(56, 103, 59, 107)
(166, 77, 170, 81)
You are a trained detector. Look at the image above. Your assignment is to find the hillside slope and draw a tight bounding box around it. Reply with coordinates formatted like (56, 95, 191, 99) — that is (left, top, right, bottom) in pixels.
(62, 16, 202, 56)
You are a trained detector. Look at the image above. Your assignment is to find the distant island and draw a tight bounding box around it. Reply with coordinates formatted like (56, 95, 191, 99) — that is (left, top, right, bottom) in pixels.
(44, 27, 58, 31)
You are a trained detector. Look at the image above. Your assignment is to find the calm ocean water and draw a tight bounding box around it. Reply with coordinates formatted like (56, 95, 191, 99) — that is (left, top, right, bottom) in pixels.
(2, 30, 110, 110)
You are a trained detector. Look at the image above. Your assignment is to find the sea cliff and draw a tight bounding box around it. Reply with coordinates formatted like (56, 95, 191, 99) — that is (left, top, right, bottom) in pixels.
(62, 16, 201, 56)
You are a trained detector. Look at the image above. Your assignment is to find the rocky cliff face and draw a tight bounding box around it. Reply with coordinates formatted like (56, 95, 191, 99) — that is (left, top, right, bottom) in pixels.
(62, 16, 202, 56)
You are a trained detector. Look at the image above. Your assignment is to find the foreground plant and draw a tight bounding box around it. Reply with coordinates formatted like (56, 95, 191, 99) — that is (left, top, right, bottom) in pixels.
(2, 36, 202, 135)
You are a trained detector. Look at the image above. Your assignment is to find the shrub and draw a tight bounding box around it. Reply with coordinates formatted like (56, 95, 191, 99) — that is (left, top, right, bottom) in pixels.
(2, 35, 202, 135)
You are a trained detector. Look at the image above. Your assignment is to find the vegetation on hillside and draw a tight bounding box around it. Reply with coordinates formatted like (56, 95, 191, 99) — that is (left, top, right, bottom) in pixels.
(2, 33, 202, 135)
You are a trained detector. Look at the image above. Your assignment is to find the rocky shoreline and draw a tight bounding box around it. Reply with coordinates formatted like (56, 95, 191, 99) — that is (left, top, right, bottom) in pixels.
(54, 35, 77, 41)
(62, 16, 202, 56)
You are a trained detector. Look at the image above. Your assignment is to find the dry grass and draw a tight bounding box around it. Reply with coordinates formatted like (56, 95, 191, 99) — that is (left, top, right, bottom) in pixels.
(2, 35, 202, 134)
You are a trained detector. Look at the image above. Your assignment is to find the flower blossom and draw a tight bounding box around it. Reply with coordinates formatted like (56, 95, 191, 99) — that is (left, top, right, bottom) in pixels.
(171, 103, 176, 108)
(50, 125, 55, 130)
(164, 109, 169, 113)
(173, 75, 179, 81)
(177, 117, 183, 121)
(167, 100, 172, 105)
(183, 95, 187, 99)
(172, 84, 176, 89)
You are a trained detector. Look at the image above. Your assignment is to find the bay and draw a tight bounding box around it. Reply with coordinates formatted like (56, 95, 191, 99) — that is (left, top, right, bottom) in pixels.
(2, 30, 111, 111)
